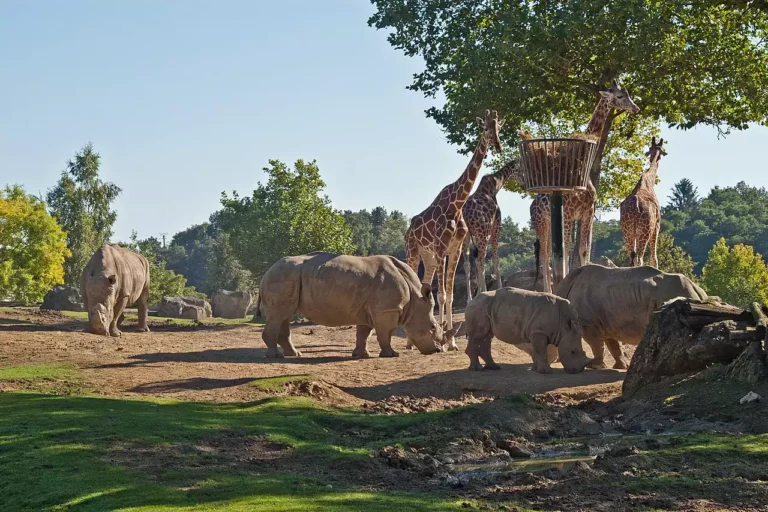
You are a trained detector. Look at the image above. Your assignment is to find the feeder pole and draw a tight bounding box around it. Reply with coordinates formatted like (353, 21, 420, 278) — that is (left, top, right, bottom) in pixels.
(551, 192, 565, 287)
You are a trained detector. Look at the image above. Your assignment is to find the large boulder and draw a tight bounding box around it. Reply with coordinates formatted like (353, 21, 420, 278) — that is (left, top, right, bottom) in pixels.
(41, 286, 84, 312)
(623, 299, 761, 395)
(212, 290, 253, 319)
(156, 297, 210, 321)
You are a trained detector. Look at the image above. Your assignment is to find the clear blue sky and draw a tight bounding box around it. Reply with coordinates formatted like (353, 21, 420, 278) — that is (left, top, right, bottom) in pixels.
(1, 1, 766, 242)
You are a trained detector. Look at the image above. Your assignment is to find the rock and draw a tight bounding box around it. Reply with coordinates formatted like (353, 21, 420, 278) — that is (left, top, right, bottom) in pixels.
(40, 286, 84, 312)
(179, 296, 212, 318)
(739, 391, 762, 404)
(504, 269, 548, 292)
(212, 290, 253, 319)
(623, 299, 753, 396)
(156, 297, 209, 321)
(727, 342, 768, 385)
(497, 439, 533, 458)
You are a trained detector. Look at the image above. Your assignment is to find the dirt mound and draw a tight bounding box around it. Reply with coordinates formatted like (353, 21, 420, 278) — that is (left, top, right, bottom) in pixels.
(363, 393, 493, 414)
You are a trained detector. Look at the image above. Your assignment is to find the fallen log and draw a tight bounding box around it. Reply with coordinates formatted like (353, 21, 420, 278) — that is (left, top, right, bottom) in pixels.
(676, 300, 752, 331)
(729, 329, 766, 343)
(750, 302, 768, 340)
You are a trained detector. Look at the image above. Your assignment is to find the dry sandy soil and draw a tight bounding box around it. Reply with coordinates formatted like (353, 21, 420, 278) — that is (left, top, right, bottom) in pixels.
(0, 309, 628, 403)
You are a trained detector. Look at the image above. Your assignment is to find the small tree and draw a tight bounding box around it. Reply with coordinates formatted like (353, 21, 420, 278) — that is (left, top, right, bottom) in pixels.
(0, 186, 70, 303)
(47, 143, 121, 286)
(219, 159, 354, 279)
(701, 238, 768, 309)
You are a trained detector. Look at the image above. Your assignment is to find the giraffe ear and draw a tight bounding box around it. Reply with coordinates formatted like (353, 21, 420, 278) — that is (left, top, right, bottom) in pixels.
(612, 78, 620, 89)
(476, 117, 484, 126)
(599, 90, 611, 99)
(498, 118, 506, 128)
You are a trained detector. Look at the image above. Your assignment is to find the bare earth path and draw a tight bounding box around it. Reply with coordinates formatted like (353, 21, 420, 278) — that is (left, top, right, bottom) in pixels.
(0, 309, 627, 404)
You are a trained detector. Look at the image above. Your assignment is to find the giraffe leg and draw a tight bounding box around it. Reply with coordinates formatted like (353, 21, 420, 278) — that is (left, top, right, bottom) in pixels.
(406, 252, 437, 350)
(443, 241, 464, 351)
(490, 216, 502, 290)
(475, 239, 489, 294)
(405, 231, 420, 273)
(649, 223, 660, 268)
(620, 213, 635, 267)
(578, 208, 595, 268)
(563, 218, 574, 278)
(540, 234, 552, 293)
(638, 236, 649, 266)
(462, 235, 473, 304)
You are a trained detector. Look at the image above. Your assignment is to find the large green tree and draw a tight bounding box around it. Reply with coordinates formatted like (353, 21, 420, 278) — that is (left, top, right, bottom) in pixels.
(369, 0, 768, 205)
(701, 238, 768, 308)
(665, 178, 701, 213)
(0, 185, 70, 303)
(47, 143, 121, 286)
(219, 159, 354, 279)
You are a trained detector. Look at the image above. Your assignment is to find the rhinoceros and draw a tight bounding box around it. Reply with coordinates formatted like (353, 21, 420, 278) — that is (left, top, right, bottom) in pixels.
(554, 264, 708, 369)
(464, 287, 591, 374)
(256, 252, 458, 358)
(80, 244, 150, 337)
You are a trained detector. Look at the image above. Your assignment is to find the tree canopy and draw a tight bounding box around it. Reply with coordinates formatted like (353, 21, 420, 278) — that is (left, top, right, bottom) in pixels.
(0, 185, 69, 303)
(344, 207, 410, 258)
(662, 181, 768, 271)
(47, 143, 121, 286)
(369, 0, 768, 204)
(219, 159, 354, 280)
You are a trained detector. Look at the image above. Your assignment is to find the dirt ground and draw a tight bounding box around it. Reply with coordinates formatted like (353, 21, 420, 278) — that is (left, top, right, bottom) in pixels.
(0, 308, 628, 404)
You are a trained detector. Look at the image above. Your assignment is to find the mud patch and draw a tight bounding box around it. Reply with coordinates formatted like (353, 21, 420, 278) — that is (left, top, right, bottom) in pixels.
(107, 432, 292, 485)
(363, 393, 493, 414)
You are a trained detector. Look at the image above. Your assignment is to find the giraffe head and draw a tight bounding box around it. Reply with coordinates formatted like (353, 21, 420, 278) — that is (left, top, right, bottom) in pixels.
(478, 160, 520, 195)
(645, 136, 668, 163)
(599, 79, 640, 114)
(476, 109, 505, 153)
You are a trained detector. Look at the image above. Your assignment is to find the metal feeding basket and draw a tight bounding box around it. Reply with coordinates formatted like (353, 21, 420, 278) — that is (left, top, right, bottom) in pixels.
(517, 138, 599, 194)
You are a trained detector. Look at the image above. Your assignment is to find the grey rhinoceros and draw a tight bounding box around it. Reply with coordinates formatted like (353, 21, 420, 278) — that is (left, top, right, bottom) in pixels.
(256, 252, 458, 358)
(80, 244, 150, 337)
(464, 287, 591, 374)
(554, 264, 708, 369)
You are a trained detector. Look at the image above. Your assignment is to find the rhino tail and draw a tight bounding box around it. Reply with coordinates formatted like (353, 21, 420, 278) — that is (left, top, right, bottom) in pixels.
(254, 292, 263, 319)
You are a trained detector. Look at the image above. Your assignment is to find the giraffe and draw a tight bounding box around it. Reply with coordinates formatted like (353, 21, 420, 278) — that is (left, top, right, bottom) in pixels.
(620, 137, 667, 267)
(461, 159, 523, 304)
(405, 109, 504, 351)
(532, 79, 640, 292)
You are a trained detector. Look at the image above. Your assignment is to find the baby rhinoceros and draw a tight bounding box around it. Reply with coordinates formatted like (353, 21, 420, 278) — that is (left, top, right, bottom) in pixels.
(81, 244, 151, 337)
(464, 287, 591, 374)
(257, 252, 458, 358)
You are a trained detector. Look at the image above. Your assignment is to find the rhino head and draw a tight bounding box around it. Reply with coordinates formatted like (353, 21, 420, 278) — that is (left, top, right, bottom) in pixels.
(86, 274, 117, 336)
(405, 283, 461, 354)
(558, 309, 591, 373)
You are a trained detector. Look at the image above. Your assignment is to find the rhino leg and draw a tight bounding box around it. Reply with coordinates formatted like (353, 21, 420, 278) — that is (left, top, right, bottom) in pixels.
(110, 297, 129, 337)
(137, 286, 150, 333)
(605, 339, 629, 369)
(278, 319, 301, 357)
(374, 313, 399, 358)
(479, 336, 500, 370)
(352, 325, 373, 359)
(584, 333, 607, 369)
(531, 334, 553, 374)
(465, 336, 483, 371)
(263, 319, 286, 358)
(547, 344, 559, 364)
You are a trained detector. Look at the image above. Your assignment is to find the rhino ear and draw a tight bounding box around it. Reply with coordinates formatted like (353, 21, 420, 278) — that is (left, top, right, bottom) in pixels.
(107, 275, 116, 285)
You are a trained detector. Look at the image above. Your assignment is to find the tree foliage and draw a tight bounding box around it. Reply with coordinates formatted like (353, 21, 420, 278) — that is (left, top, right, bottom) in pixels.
(219, 159, 354, 280)
(665, 178, 700, 212)
(701, 238, 768, 309)
(0, 186, 70, 303)
(662, 181, 768, 272)
(612, 231, 695, 278)
(121, 233, 203, 306)
(344, 207, 410, 258)
(163, 222, 252, 295)
(369, 0, 768, 203)
(47, 143, 121, 287)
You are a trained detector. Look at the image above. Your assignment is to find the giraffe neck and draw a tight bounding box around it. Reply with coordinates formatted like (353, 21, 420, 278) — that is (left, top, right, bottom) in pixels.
(493, 160, 519, 193)
(639, 160, 660, 191)
(585, 96, 612, 135)
(453, 134, 490, 204)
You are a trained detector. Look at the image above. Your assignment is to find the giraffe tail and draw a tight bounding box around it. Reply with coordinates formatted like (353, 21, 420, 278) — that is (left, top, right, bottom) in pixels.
(533, 238, 541, 287)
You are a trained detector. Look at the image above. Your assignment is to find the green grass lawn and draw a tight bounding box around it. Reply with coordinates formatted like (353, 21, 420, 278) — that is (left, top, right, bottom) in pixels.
(0, 363, 501, 511)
